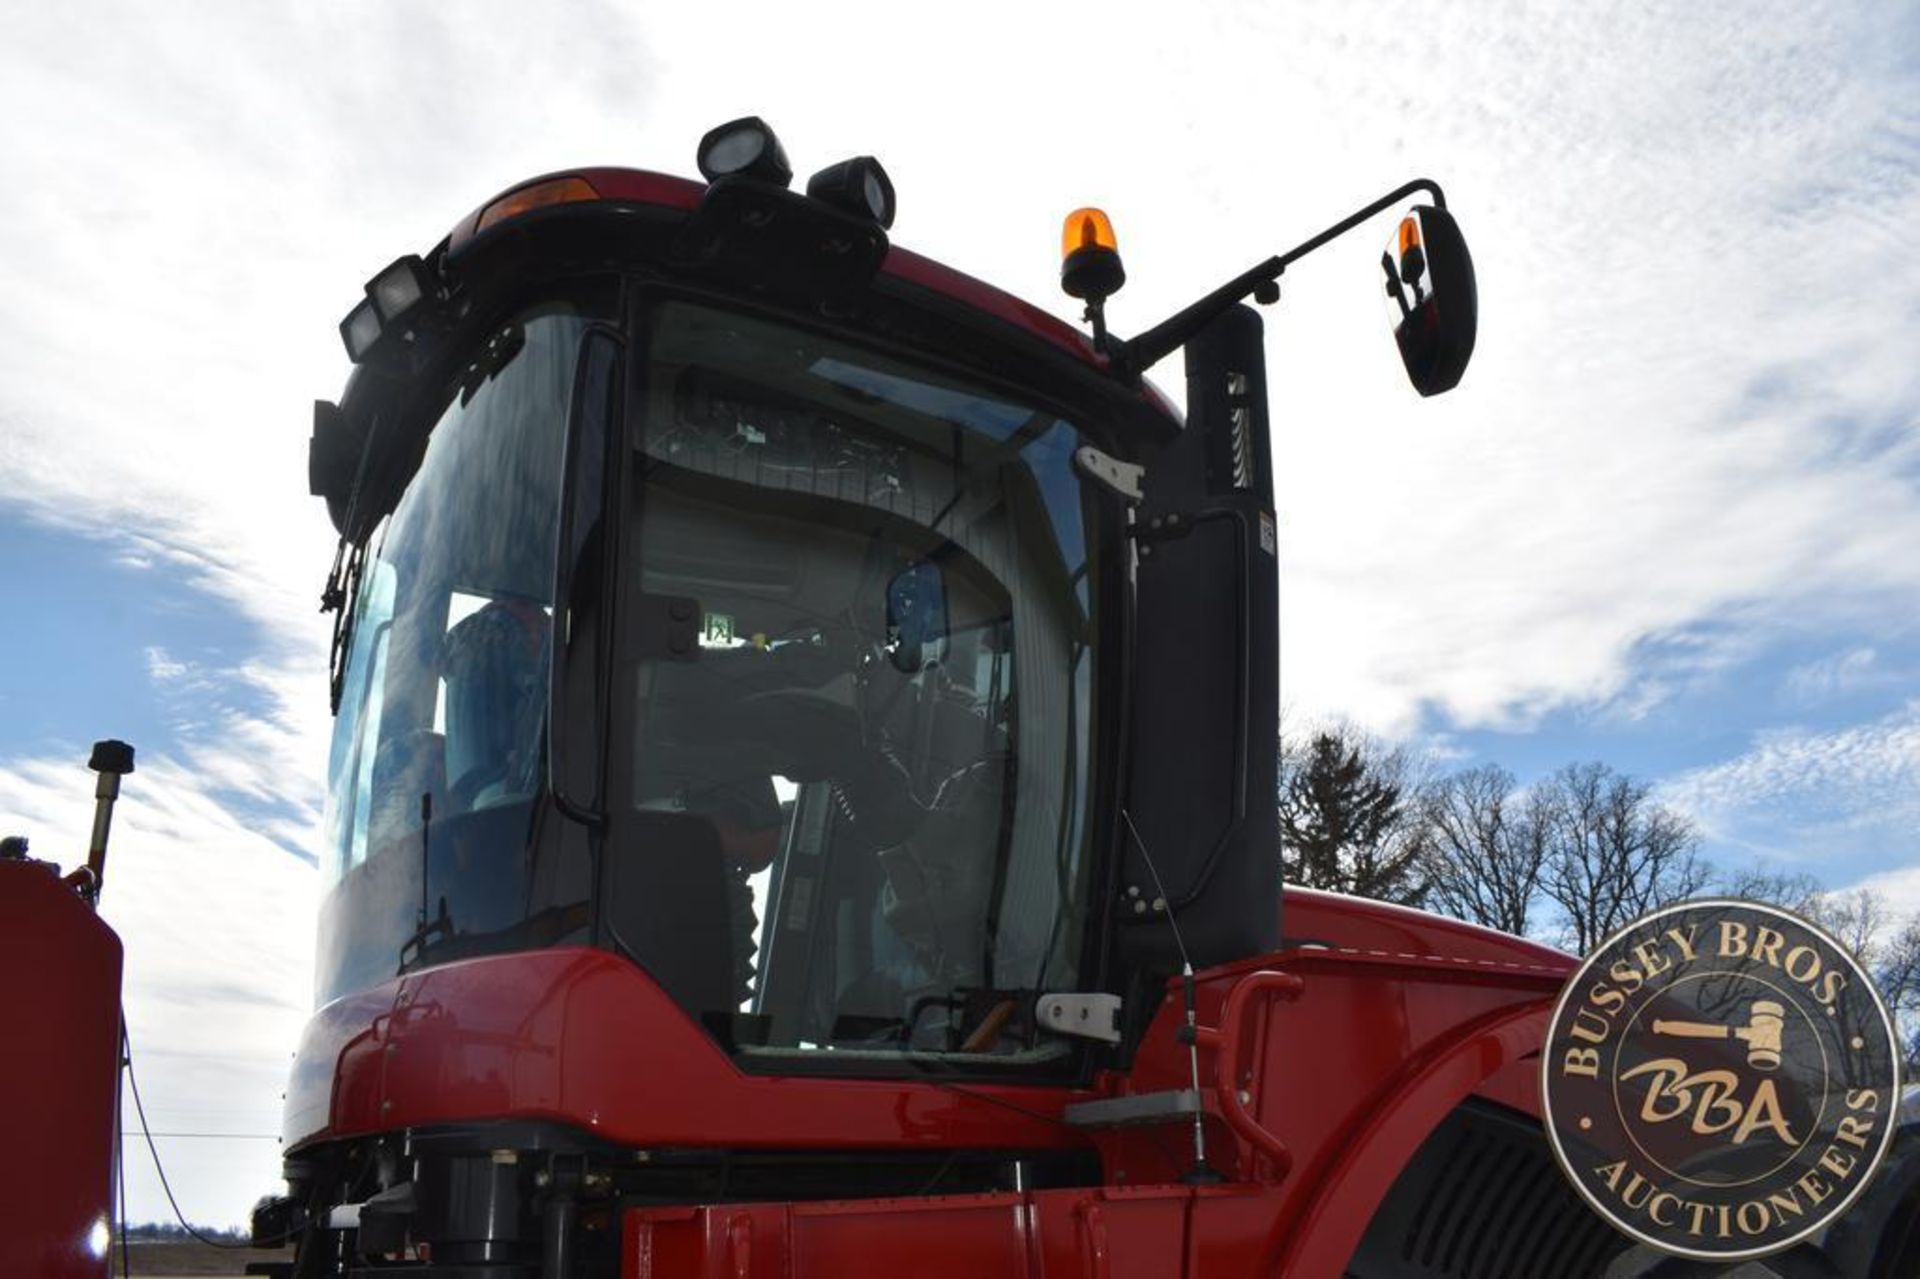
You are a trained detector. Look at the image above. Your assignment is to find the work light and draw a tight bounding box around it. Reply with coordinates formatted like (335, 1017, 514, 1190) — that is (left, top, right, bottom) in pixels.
(805, 157, 896, 229)
(367, 255, 433, 325)
(339, 297, 382, 363)
(697, 116, 793, 187)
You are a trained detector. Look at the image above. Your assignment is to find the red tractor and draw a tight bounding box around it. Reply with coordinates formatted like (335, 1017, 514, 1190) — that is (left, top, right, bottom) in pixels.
(267, 118, 1575, 1278)
(10, 120, 1917, 1277)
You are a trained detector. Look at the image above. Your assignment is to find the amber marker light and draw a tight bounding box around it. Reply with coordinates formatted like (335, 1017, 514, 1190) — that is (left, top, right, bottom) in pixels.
(476, 175, 601, 235)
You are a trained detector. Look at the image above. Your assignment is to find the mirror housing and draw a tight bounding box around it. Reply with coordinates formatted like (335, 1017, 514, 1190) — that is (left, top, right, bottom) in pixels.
(309, 400, 370, 534)
(885, 559, 948, 673)
(1383, 204, 1477, 396)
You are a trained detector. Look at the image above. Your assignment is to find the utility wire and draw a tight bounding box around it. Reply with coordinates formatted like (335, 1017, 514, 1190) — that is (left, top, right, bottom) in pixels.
(121, 1021, 293, 1249)
(115, 1041, 131, 1279)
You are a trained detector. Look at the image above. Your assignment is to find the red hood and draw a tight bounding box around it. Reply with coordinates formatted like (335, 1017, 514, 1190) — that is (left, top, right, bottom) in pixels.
(1275, 885, 1575, 980)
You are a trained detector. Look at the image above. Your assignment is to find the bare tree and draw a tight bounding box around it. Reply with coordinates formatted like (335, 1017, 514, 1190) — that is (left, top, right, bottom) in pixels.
(1874, 915, 1920, 1070)
(1719, 870, 1890, 963)
(1279, 724, 1429, 906)
(1806, 888, 1891, 963)
(1718, 870, 1919, 1065)
(1716, 867, 1825, 917)
(1876, 916, 1920, 1003)
(1415, 765, 1549, 935)
(1539, 762, 1710, 954)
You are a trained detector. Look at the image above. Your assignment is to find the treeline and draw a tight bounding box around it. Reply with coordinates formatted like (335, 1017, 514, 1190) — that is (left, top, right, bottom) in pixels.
(120, 1222, 249, 1242)
(1279, 724, 1920, 1060)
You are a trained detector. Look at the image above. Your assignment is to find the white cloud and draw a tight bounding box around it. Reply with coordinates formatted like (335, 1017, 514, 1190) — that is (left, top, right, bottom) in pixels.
(1659, 702, 1920, 861)
(144, 647, 188, 683)
(1845, 865, 1920, 928)
(4, 2, 1916, 745)
(1784, 646, 1890, 705)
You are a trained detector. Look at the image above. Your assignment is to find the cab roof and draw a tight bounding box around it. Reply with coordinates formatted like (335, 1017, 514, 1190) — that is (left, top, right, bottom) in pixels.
(442, 167, 1180, 426)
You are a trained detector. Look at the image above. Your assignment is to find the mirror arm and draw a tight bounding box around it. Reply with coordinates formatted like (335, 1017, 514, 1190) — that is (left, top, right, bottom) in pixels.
(1110, 177, 1447, 381)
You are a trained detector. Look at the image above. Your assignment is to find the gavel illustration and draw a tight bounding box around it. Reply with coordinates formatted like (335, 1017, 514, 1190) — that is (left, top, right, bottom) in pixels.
(1651, 1000, 1786, 1071)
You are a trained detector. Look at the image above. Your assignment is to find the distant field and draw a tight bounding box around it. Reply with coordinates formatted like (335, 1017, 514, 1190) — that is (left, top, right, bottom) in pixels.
(119, 1239, 290, 1276)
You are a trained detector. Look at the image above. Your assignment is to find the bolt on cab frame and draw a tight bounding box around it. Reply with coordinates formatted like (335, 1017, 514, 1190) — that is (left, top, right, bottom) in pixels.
(268, 119, 1609, 1279)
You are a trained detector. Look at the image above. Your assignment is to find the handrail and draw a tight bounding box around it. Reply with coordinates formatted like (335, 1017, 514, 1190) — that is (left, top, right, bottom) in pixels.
(1191, 969, 1305, 1180)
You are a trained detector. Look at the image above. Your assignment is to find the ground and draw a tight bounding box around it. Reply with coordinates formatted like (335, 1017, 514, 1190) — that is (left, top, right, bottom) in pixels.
(118, 1239, 290, 1276)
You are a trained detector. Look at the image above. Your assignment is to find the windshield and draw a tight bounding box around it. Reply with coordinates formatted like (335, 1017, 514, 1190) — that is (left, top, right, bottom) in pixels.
(315, 285, 613, 1005)
(610, 300, 1099, 1066)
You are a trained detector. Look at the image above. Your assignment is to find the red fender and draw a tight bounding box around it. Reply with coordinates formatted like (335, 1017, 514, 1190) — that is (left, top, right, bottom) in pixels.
(1273, 1000, 1555, 1277)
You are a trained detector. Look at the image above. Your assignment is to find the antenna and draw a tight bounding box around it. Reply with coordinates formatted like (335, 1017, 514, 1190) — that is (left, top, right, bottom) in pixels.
(1122, 809, 1224, 1185)
(418, 791, 433, 931)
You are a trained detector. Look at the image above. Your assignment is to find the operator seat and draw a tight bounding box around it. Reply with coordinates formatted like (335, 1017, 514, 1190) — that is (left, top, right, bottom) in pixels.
(601, 811, 741, 1024)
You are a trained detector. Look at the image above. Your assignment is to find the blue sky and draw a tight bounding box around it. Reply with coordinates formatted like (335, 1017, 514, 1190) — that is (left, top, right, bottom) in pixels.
(3, 0, 1917, 1231)
(0, 518, 313, 853)
(1436, 628, 1920, 884)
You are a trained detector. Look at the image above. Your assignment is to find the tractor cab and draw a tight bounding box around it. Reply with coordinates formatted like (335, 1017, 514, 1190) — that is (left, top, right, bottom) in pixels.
(276, 120, 1506, 1278)
(317, 277, 1111, 1070)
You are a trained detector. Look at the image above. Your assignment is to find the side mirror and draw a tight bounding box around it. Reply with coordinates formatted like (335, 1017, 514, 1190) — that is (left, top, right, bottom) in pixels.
(885, 559, 947, 674)
(1382, 204, 1477, 396)
(309, 400, 369, 534)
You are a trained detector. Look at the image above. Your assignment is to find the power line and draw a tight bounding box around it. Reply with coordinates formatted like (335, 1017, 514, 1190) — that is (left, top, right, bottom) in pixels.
(122, 1022, 296, 1250)
(121, 1131, 279, 1140)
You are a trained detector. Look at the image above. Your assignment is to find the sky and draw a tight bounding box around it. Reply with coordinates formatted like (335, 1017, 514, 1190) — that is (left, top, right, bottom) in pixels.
(2, 0, 1917, 1231)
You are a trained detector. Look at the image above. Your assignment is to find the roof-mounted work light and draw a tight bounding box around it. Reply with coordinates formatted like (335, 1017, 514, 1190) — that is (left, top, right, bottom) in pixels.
(368, 255, 433, 325)
(339, 254, 440, 363)
(805, 157, 896, 229)
(339, 297, 383, 363)
(697, 116, 792, 187)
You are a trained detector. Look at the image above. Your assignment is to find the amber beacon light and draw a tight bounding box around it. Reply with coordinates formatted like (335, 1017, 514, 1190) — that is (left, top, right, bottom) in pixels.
(1060, 207, 1126, 302)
